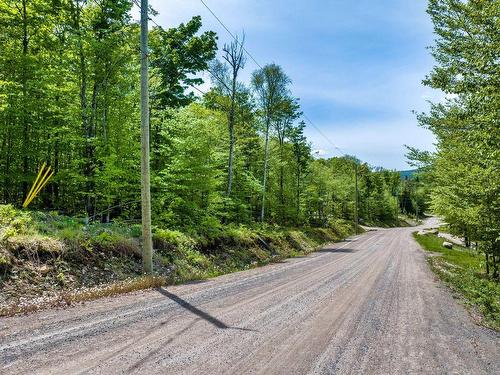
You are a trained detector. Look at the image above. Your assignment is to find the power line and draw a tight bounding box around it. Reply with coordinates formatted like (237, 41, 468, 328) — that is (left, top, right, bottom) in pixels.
(302, 114, 345, 157)
(188, 83, 207, 96)
(132, 0, 161, 28)
(199, 0, 263, 69)
(198, 0, 349, 159)
(136, 0, 350, 159)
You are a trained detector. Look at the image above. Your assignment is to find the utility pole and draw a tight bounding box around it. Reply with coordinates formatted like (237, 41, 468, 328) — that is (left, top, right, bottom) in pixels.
(395, 189, 399, 223)
(354, 163, 359, 235)
(140, 0, 153, 274)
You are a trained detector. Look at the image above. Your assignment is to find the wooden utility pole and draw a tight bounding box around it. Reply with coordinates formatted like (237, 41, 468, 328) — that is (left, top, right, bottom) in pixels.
(354, 163, 359, 235)
(140, 0, 153, 273)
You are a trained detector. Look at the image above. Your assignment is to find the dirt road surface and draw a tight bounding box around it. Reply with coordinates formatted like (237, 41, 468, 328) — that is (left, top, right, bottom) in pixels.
(1, 224, 499, 374)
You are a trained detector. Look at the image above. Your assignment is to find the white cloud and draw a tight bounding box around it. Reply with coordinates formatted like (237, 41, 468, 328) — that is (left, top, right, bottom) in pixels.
(134, 0, 438, 170)
(304, 118, 436, 170)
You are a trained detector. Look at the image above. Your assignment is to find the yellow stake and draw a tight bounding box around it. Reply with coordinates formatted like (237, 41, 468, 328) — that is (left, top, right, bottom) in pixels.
(23, 164, 54, 208)
(23, 162, 46, 207)
(24, 166, 51, 207)
(24, 169, 53, 208)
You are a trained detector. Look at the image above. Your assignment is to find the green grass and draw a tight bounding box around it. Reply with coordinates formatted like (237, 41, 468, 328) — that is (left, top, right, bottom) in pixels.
(413, 232, 500, 331)
(1, 204, 356, 315)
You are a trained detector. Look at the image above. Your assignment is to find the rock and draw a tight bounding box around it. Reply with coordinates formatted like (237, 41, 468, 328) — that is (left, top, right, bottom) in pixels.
(442, 241, 453, 249)
(38, 265, 51, 275)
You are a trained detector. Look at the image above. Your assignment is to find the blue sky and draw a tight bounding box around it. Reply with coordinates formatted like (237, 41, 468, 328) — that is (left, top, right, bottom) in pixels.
(134, 0, 441, 170)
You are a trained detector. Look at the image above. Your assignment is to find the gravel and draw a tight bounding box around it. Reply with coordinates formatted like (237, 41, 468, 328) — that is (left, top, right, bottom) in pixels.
(1, 222, 499, 374)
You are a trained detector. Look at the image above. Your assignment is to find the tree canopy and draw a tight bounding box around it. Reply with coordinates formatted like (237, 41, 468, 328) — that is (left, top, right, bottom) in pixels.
(411, 0, 499, 277)
(0, 0, 408, 236)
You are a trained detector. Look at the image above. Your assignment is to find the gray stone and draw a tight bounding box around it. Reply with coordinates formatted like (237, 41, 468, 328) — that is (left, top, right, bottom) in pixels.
(442, 241, 453, 249)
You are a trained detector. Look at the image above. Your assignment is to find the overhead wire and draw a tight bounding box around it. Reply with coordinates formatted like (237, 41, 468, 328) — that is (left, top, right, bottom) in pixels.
(133, 0, 349, 158)
(199, 0, 263, 70)
(198, 0, 348, 158)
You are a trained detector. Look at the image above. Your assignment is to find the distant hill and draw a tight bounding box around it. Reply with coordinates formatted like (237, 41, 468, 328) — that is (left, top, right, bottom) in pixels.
(399, 169, 418, 180)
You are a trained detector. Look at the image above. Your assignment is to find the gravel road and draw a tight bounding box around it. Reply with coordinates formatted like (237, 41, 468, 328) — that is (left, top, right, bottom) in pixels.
(1, 224, 499, 374)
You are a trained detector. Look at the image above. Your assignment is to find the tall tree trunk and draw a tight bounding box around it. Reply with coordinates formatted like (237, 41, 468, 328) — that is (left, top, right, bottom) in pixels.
(296, 164, 300, 222)
(260, 119, 270, 222)
(74, 0, 91, 215)
(493, 241, 499, 279)
(485, 247, 490, 275)
(21, 0, 29, 200)
(279, 138, 284, 222)
(2, 127, 11, 202)
(227, 76, 236, 196)
(54, 134, 59, 203)
(86, 82, 98, 216)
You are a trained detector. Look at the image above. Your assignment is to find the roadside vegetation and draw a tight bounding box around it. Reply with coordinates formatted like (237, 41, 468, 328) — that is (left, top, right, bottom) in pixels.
(407, 0, 499, 277)
(0, 1, 422, 313)
(414, 232, 499, 331)
(0, 204, 356, 315)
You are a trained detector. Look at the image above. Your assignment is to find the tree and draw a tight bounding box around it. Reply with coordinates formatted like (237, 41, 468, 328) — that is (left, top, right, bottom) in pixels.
(288, 121, 311, 224)
(274, 96, 301, 222)
(149, 16, 217, 169)
(209, 35, 246, 196)
(417, 0, 500, 277)
(251, 64, 291, 222)
(0, 2, 407, 241)
(149, 16, 217, 109)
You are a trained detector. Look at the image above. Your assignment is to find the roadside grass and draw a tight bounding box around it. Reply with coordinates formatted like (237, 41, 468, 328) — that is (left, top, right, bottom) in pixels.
(0, 204, 356, 316)
(413, 232, 500, 331)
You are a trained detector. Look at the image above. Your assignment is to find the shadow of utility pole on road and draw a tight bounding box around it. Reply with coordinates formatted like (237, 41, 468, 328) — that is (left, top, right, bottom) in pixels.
(156, 287, 256, 332)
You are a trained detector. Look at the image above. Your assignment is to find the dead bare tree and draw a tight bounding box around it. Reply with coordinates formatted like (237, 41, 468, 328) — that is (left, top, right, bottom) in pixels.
(210, 34, 246, 196)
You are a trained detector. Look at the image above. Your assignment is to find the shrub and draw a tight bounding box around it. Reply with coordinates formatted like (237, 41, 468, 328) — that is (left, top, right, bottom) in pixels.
(0, 245, 12, 273)
(0, 204, 33, 239)
(220, 226, 256, 247)
(286, 230, 314, 253)
(92, 231, 141, 258)
(327, 218, 353, 238)
(153, 229, 191, 254)
(6, 234, 64, 262)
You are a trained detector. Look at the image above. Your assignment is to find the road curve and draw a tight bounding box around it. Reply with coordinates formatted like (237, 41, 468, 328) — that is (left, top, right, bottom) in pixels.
(1, 225, 499, 374)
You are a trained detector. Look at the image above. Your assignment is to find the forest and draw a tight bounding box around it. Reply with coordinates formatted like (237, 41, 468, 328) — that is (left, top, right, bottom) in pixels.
(0, 0, 497, 330)
(0, 0, 415, 235)
(410, 0, 499, 278)
(0, 1, 499, 369)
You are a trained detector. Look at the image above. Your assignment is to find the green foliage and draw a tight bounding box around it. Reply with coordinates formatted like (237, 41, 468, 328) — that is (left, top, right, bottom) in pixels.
(414, 233, 500, 330)
(0, 205, 33, 238)
(413, 0, 500, 276)
(0, 2, 408, 234)
(92, 231, 141, 258)
(150, 16, 218, 109)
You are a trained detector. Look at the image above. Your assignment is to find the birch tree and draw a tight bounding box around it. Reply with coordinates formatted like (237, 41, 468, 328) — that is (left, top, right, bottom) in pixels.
(251, 64, 290, 222)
